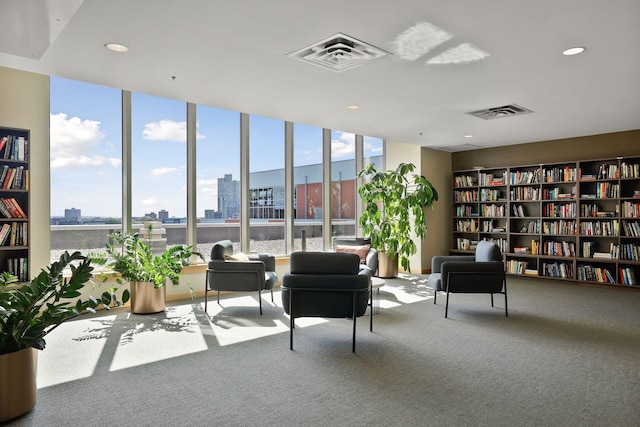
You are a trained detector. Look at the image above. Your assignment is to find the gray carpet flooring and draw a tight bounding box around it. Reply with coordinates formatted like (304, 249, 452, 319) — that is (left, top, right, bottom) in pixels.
(6, 275, 640, 427)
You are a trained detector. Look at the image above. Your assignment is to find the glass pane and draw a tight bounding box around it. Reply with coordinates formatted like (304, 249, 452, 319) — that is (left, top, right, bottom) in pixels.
(50, 77, 122, 262)
(131, 93, 186, 246)
(249, 115, 284, 255)
(331, 130, 356, 241)
(293, 124, 324, 252)
(364, 136, 384, 168)
(195, 105, 240, 257)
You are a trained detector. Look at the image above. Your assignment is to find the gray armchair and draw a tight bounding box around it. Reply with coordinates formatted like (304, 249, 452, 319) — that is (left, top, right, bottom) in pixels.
(428, 240, 507, 318)
(205, 240, 277, 315)
(281, 251, 372, 352)
(333, 237, 378, 276)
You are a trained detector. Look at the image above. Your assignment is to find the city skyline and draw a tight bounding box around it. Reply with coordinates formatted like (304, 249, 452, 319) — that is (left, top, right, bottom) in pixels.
(50, 76, 383, 218)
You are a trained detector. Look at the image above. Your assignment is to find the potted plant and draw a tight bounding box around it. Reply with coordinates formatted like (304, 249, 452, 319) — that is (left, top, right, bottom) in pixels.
(0, 251, 115, 422)
(92, 223, 204, 314)
(357, 162, 438, 277)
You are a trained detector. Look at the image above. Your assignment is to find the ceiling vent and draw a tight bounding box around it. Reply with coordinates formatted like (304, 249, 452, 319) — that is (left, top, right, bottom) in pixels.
(467, 104, 533, 120)
(287, 33, 389, 73)
(432, 143, 481, 152)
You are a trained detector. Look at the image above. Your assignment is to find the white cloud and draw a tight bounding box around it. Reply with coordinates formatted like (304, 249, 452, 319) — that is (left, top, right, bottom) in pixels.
(143, 120, 185, 142)
(50, 113, 120, 169)
(139, 197, 160, 207)
(142, 120, 206, 142)
(51, 155, 122, 169)
(331, 131, 355, 158)
(151, 167, 179, 176)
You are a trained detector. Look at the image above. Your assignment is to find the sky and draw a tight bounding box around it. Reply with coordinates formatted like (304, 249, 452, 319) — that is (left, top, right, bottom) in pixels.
(49, 77, 383, 218)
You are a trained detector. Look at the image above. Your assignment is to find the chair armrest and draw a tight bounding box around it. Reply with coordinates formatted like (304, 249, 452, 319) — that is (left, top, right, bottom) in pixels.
(431, 255, 474, 273)
(366, 249, 378, 276)
(249, 253, 275, 271)
(208, 260, 266, 273)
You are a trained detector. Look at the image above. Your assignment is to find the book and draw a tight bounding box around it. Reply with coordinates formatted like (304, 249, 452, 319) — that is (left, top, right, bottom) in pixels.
(0, 223, 11, 245)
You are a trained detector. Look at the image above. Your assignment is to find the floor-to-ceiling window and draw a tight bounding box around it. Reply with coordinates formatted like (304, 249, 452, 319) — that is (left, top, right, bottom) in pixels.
(131, 93, 186, 245)
(50, 77, 384, 261)
(249, 115, 285, 255)
(293, 124, 324, 251)
(49, 77, 122, 261)
(331, 130, 356, 240)
(195, 105, 240, 256)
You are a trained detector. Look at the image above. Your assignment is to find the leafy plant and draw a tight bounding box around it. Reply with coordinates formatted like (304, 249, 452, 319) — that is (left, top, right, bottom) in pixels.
(0, 251, 115, 355)
(91, 224, 204, 299)
(357, 162, 438, 272)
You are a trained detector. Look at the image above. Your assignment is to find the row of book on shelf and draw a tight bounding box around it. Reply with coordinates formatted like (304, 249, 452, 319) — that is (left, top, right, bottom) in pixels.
(509, 169, 540, 185)
(6, 257, 28, 282)
(479, 172, 505, 186)
(623, 220, 640, 237)
(454, 175, 477, 188)
(576, 265, 615, 283)
(0, 197, 26, 218)
(0, 222, 27, 246)
(542, 202, 576, 218)
(620, 161, 640, 179)
(0, 135, 28, 161)
(621, 202, 640, 217)
(0, 165, 28, 190)
(509, 186, 540, 201)
(543, 166, 576, 183)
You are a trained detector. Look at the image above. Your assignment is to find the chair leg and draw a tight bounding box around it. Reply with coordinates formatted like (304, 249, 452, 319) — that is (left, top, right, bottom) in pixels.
(289, 292, 294, 350)
(491, 293, 494, 307)
(369, 287, 373, 332)
(445, 290, 450, 318)
(270, 288, 274, 303)
(217, 290, 220, 305)
(258, 289, 263, 315)
(504, 278, 508, 317)
(204, 275, 209, 313)
(352, 292, 357, 353)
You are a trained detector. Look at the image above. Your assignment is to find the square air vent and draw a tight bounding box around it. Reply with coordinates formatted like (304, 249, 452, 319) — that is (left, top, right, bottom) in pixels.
(287, 33, 389, 73)
(467, 104, 533, 120)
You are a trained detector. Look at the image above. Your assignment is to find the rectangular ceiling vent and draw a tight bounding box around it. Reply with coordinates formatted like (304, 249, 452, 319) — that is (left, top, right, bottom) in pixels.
(467, 104, 533, 120)
(432, 143, 481, 152)
(286, 33, 389, 73)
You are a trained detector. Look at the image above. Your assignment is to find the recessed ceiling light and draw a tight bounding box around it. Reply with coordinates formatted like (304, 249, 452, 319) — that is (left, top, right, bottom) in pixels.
(464, 134, 474, 138)
(347, 105, 360, 110)
(105, 43, 129, 52)
(562, 46, 585, 56)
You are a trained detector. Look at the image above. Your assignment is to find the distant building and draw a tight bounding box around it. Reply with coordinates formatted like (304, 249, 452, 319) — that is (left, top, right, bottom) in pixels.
(63, 208, 81, 224)
(145, 212, 158, 220)
(204, 209, 221, 219)
(158, 210, 169, 220)
(218, 174, 240, 219)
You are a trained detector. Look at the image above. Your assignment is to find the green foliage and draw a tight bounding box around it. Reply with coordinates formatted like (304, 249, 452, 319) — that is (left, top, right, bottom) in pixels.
(0, 251, 111, 355)
(357, 162, 438, 272)
(91, 224, 204, 294)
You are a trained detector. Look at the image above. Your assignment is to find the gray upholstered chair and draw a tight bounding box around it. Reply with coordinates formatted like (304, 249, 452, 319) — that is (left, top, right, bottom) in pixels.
(205, 240, 277, 315)
(428, 240, 507, 318)
(332, 237, 378, 276)
(281, 251, 372, 352)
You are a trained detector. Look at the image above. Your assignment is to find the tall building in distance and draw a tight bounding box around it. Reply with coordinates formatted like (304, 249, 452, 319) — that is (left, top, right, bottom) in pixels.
(218, 174, 240, 219)
(64, 207, 81, 224)
(158, 209, 169, 221)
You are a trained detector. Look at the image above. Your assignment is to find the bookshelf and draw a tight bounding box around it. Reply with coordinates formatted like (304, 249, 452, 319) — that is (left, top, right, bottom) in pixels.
(452, 156, 640, 287)
(0, 127, 29, 282)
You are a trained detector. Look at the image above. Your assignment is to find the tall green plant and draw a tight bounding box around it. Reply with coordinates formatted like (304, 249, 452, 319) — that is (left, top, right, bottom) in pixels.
(357, 162, 438, 272)
(0, 251, 114, 355)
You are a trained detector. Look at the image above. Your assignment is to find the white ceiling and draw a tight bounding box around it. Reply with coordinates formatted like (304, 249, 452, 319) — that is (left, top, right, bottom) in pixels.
(1, 0, 639, 152)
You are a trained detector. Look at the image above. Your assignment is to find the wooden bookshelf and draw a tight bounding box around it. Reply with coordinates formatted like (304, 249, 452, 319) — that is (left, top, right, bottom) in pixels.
(0, 127, 29, 282)
(452, 156, 640, 287)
